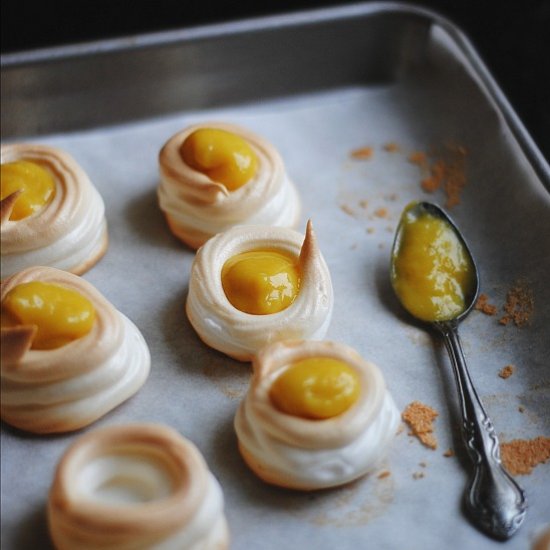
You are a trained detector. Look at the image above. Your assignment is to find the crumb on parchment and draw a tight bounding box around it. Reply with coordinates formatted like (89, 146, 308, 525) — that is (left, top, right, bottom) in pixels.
(409, 143, 468, 208)
(374, 207, 389, 218)
(383, 142, 400, 153)
(340, 204, 355, 217)
(498, 365, 515, 379)
(350, 146, 374, 160)
(500, 436, 550, 476)
(499, 280, 534, 327)
(475, 293, 498, 315)
(408, 151, 428, 167)
(402, 401, 439, 450)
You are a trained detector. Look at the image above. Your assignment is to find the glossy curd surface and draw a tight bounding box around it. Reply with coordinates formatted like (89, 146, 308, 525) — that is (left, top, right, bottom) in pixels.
(221, 248, 300, 315)
(1, 160, 56, 220)
(1, 281, 95, 350)
(391, 205, 475, 322)
(180, 128, 258, 191)
(269, 357, 361, 419)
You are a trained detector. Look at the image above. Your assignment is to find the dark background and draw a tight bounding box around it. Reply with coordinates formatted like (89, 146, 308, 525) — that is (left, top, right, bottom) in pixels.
(2, 0, 549, 166)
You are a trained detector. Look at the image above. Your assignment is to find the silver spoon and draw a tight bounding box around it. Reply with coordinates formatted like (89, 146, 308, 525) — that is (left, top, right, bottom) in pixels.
(390, 201, 527, 540)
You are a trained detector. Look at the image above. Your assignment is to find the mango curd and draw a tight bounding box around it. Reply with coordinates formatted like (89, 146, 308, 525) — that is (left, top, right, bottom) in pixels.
(269, 357, 361, 419)
(1, 282, 96, 350)
(391, 205, 475, 322)
(180, 128, 258, 191)
(1, 160, 56, 221)
(221, 249, 300, 315)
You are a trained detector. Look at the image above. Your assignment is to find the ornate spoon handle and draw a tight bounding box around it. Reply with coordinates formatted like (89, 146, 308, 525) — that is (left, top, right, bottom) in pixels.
(436, 320, 527, 540)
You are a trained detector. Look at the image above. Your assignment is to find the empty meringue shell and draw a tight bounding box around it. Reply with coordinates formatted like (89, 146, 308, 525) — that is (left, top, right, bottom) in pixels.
(48, 423, 229, 550)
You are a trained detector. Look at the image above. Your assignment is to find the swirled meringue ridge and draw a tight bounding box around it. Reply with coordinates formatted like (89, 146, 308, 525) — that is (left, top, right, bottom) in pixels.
(1, 144, 108, 279)
(234, 340, 400, 490)
(158, 122, 301, 248)
(186, 222, 333, 361)
(48, 424, 229, 550)
(1, 266, 150, 434)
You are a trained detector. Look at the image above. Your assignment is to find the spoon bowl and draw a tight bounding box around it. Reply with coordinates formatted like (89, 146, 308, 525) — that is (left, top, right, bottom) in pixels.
(390, 201, 527, 540)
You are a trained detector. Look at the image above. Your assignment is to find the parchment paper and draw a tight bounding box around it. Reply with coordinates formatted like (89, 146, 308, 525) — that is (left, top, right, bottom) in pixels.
(1, 25, 549, 550)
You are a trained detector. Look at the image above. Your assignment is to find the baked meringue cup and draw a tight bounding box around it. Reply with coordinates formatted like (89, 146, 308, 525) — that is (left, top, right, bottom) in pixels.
(1, 143, 108, 280)
(234, 340, 400, 490)
(158, 122, 301, 249)
(48, 423, 229, 550)
(0, 266, 150, 434)
(186, 221, 333, 362)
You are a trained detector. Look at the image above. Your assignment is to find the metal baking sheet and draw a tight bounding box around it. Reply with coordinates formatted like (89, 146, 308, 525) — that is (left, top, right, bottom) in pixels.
(1, 3, 549, 550)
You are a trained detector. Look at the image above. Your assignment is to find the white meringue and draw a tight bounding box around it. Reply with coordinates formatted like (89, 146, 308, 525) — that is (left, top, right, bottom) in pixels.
(48, 423, 229, 550)
(158, 122, 301, 249)
(234, 340, 400, 490)
(0, 266, 150, 434)
(1, 143, 108, 280)
(186, 221, 333, 361)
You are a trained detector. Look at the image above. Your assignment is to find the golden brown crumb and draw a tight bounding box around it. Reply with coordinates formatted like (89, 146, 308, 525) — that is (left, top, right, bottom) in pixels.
(350, 146, 373, 160)
(402, 401, 439, 450)
(408, 151, 428, 167)
(411, 143, 468, 208)
(412, 472, 425, 480)
(443, 448, 455, 458)
(377, 470, 391, 479)
(420, 160, 446, 193)
(340, 204, 355, 217)
(421, 177, 441, 193)
(500, 436, 550, 475)
(374, 207, 388, 218)
(359, 199, 369, 209)
(475, 293, 498, 316)
(442, 143, 468, 208)
(383, 142, 400, 153)
(499, 280, 534, 327)
(498, 365, 515, 379)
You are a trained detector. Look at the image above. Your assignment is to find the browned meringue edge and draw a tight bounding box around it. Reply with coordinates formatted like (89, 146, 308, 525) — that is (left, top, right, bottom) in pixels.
(159, 122, 274, 205)
(0, 266, 149, 434)
(1, 266, 117, 375)
(185, 220, 333, 363)
(0, 143, 108, 280)
(47, 423, 220, 549)
(0, 324, 37, 365)
(244, 339, 386, 450)
(158, 122, 295, 250)
(0, 190, 22, 226)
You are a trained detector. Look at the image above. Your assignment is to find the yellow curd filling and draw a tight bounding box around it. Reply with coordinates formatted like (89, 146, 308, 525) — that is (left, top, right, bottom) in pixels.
(1, 282, 96, 350)
(180, 128, 258, 191)
(0, 160, 56, 220)
(270, 357, 361, 419)
(391, 206, 475, 322)
(221, 249, 300, 315)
